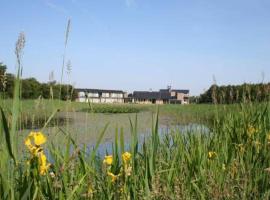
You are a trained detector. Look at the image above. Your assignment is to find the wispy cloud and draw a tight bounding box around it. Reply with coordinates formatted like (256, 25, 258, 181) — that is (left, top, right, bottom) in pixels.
(125, 0, 136, 8)
(42, 0, 68, 15)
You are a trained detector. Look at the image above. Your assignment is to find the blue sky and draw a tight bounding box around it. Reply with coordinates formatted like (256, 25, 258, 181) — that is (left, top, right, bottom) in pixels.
(1, 0, 270, 95)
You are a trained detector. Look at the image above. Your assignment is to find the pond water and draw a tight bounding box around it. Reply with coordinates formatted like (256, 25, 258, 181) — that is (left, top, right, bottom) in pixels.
(88, 123, 209, 156)
(18, 111, 209, 156)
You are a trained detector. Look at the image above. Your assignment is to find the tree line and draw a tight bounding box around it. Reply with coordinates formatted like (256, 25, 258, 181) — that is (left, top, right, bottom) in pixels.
(198, 82, 270, 104)
(0, 62, 76, 100)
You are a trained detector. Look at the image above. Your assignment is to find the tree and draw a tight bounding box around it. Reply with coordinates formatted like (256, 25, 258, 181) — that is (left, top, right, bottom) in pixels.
(199, 83, 270, 104)
(21, 78, 41, 99)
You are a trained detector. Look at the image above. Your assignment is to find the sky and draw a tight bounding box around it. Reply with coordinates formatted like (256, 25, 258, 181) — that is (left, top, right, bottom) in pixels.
(0, 0, 270, 95)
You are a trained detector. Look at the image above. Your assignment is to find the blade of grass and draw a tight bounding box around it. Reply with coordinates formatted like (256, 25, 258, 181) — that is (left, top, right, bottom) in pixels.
(41, 108, 60, 132)
(0, 107, 16, 163)
(67, 174, 86, 200)
(90, 123, 109, 162)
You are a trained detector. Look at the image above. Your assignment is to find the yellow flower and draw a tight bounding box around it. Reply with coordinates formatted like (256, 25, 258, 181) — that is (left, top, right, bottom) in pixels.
(107, 172, 118, 183)
(122, 152, 131, 164)
(103, 155, 113, 165)
(40, 165, 49, 175)
(33, 132, 47, 146)
(247, 125, 257, 138)
(24, 137, 32, 148)
(25, 132, 46, 155)
(24, 131, 50, 175)
(39, 152, 50, 175)
(208, 151, 217, 159)
(25, 132, 46, 148)
(39, 152, 47, 165)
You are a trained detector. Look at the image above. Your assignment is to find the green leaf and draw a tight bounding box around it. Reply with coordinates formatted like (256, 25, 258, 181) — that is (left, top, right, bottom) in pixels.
(0, 107, 16, 163)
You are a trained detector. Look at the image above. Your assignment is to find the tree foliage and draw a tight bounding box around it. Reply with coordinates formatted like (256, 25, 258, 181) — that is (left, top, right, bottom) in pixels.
(199, 83, 270, 104)
(0, 62, 76, 100)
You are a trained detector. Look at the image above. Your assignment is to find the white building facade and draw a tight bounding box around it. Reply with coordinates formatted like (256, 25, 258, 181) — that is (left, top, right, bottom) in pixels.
(76, 89, 125, 104)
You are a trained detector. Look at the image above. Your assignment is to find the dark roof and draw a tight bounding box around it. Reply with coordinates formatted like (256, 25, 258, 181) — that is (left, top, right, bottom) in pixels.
(133, 91, 171, 100)
(75, 88, 124, 94)
(172, 89, 189, 94)
(133, 88, 189, 100)
(159, 91, 171, 99)
(159, 89, 170, 92)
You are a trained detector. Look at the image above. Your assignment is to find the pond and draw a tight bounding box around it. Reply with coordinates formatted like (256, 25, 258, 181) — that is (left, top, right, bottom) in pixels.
(18, 111, 209, 156)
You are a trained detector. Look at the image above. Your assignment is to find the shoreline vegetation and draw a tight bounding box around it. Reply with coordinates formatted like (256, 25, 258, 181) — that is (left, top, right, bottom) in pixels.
(1, 24, 270, 199)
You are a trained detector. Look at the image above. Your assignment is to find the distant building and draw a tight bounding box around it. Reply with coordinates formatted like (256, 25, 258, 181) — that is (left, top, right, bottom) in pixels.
(75, 88, 126, 103)
(132, 88, 189, 104)
(75, 87, 189, 104)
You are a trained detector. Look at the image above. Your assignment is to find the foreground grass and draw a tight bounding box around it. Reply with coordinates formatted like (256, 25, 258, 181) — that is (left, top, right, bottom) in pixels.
(0, 101, 270, 199)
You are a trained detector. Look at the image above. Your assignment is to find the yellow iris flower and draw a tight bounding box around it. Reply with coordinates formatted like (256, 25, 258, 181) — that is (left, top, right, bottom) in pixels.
(103, 155, 113, 165)
(122, 152, 131, 164)
(208, 151, 217, 159)
(39, 152, 50, 175)
(24, 132, 47, 152)
(247, 125, 257, 138)
(24, 131, 50, 175)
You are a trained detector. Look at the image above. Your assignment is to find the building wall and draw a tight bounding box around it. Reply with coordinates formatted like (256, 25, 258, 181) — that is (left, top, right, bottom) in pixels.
(156, 100, 164, 104)
(111, 93, 123, 98)
(76, 91, 125, 103)
(77, 90, 189, 105)
(176, 93, 189, 104)
(78, 92, 85, 98)
(170, 91, 176, 97)
(88, 92, 99, 98)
